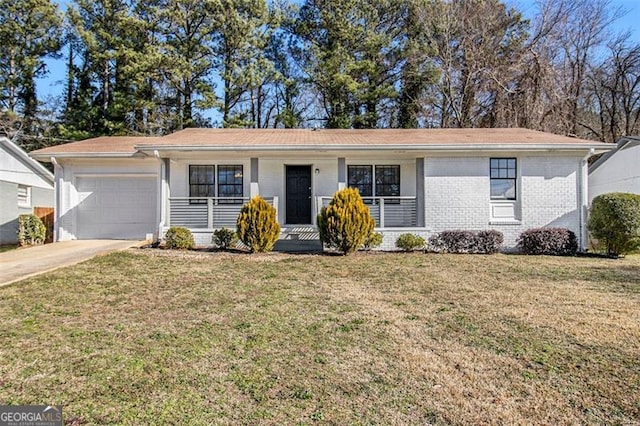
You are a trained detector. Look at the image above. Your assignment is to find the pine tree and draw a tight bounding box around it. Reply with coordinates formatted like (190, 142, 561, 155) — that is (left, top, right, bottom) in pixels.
(0, 0, 62, 138)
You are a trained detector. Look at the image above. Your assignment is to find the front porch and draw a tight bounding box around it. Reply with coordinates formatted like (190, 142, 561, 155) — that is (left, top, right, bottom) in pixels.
(167, 195, 418, 230)
(158, 155, 427, 248)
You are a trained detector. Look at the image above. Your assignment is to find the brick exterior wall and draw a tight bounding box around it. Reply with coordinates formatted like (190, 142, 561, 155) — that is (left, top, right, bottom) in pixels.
(423, 156, 581, 249)
(167, 155, 584, 252)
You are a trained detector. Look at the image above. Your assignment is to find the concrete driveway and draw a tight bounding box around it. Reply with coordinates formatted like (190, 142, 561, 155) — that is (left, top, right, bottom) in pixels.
(0, 240, 143, 287)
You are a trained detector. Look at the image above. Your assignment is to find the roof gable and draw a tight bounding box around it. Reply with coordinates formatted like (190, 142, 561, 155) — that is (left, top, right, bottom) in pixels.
(0, 137, 54, 187)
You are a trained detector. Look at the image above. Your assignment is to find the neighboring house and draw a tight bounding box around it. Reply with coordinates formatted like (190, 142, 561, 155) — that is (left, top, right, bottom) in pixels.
(30, 128, 611, 250)
(0, 137, 55, 245)
(588, 136, 640, 202)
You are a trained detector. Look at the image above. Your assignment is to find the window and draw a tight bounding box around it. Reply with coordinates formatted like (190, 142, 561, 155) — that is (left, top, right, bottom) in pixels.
(348, 165, 400, 201)
(189, 165, 244, 204)
(490, 158, 517, 200)
(347, 165, 373, 197)
(218, 165, 243, 203)
(189, 165, 215, 204)
(375, 165, 400, 197)
(17, 185, 31, 208)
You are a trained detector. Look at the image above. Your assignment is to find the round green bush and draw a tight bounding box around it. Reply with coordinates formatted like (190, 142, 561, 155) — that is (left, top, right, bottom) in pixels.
(18, 214, 46, 246)
(318, 187, 375, 255)
(395, 233, 426, 251)
(588, 192, 640, 256)
(236, 196, 280, 253)
(165, 227, 195, 249)
(212, 227, 238, 250)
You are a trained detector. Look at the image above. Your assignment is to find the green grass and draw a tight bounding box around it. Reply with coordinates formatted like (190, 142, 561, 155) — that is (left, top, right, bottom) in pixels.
(0, 250, 638, 425)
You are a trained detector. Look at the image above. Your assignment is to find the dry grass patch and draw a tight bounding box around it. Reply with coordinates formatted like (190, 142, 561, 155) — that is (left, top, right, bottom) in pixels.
(0, 250, 638, 425)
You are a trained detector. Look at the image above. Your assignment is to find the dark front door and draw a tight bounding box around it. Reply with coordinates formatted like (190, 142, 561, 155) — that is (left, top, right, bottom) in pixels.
(286, 165, 312, 224)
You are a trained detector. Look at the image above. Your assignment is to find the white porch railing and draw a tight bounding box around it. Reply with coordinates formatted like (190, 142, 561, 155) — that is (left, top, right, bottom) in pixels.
(168, 197, 278, 228)
(316, 196, 417, 228)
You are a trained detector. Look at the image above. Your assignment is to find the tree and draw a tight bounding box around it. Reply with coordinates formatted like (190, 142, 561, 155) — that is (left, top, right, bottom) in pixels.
(157, 0, 218, 129)
(585, 36, 640, 142)
(397, 0, 440, 128)
(213, 0, 276, 128)
(293, 0, 400, 128)
(432, 0, 529, 128)
(0, 0, 62, 138)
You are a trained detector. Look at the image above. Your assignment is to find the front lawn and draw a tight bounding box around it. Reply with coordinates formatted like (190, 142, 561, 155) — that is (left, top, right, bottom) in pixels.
(0, 250, 638, 424)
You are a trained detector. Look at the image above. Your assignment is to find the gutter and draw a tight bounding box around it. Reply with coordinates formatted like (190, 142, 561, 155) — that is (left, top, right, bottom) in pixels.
(29, 152, 141, 161)
(134, 143, 613, 153)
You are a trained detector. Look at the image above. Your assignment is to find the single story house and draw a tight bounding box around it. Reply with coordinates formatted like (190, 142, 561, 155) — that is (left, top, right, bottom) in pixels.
(589, 136, 640, 202)
(30, 128, 611, 250)
(1, 137, 55, 245)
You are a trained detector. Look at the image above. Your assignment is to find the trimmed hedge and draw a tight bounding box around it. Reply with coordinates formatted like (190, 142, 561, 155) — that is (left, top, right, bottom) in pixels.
(428, 230, 503, 254)
(517, 228, 577, 256)
(395, 233, 426, 251)
(318, 187, 375, 255)
(18, 214, 46, 246)
(588, 192, 640, 256)
(236, 196, 280, 253)
(165, 227, 195, 249)
(212, 228, 237, 250)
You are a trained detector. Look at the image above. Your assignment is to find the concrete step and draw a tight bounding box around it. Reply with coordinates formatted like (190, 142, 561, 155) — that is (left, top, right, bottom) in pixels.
(273, 239, 323, 253)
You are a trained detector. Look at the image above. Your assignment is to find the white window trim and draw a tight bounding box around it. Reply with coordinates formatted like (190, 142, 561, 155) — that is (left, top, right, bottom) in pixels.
(18, 185, 31, 208)
(489, 158, 521, 223)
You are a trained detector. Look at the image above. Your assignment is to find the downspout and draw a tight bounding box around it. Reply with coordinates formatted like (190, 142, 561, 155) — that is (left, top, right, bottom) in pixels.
(154, 150, 166, 241)
(579, 148, 595, 251)
(51, 157, 62, 242)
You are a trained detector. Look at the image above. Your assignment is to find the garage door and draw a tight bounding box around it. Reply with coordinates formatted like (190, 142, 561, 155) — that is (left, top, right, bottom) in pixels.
(76, 176, 157, 239)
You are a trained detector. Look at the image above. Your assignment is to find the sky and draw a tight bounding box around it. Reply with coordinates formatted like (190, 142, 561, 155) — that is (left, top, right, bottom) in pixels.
(35, 0, 640, 115)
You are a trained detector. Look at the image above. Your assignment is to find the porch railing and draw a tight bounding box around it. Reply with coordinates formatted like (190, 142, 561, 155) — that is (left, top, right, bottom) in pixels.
(316, 196, 417, 228)
(168, 196, 278, 229)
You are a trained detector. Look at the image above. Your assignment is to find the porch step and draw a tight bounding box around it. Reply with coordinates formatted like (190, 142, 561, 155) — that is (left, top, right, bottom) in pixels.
(280, 226, 320, 240)
(273, 239, 323, 253)
(275, 226, 322, 252)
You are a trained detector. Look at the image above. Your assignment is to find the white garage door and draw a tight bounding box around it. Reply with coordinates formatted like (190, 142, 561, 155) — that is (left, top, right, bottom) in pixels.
(76, 176, 157, 239)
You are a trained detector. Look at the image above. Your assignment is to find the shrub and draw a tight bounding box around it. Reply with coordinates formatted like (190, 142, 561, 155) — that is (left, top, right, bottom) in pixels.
(317, 187, 375, 255)
(428, 230, 504, 254)
(429, 230, 475, 253)
(236, 196, 280, 253)
(517, 228, 577, 256)
(18, 214, 46, 246)
(395, 233, 426, 251)
(165, 226, 195, 250)
(588, 192, 640, 256)
(474, 230, 504, 254)
(363, 232, 383, 251)
(212, 227, 237, 250)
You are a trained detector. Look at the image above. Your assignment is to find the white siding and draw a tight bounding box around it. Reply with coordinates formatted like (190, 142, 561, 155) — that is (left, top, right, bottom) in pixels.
(0, 143, 53, 189)
(589, 142, 640, 201)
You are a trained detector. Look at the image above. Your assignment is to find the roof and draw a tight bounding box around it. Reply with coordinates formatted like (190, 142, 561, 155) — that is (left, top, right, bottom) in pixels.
(30, 128, 611, 159)
(589, 136, 640, 174)
(1, 137, 54, 185)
